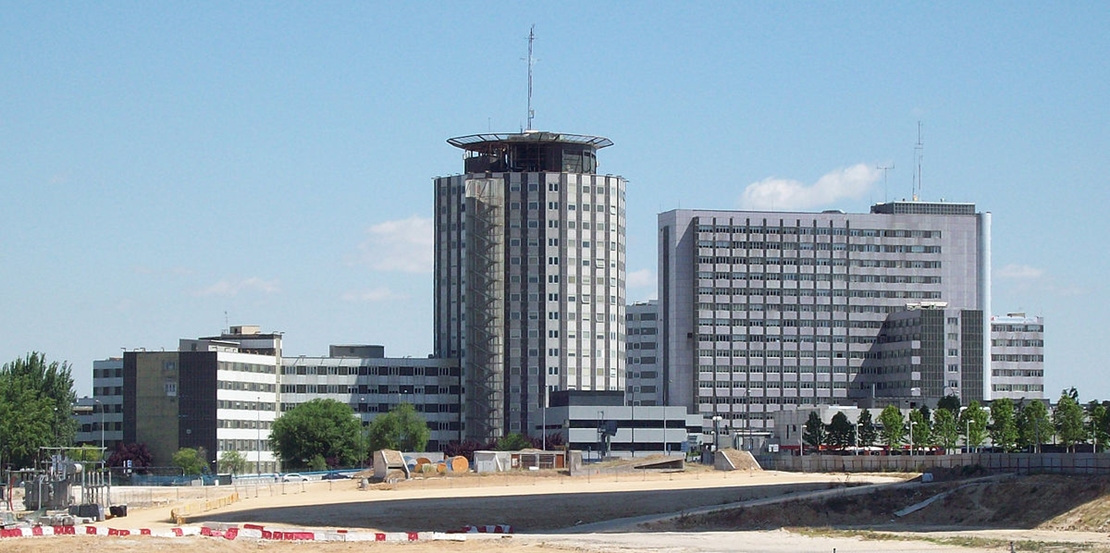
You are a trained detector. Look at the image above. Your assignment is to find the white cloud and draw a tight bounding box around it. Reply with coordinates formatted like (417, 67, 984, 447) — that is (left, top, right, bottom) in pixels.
(194, 277, 279, 297)
(626, 268, 657, 301)
(997, 264, 1045, 280)
(341, 288, 406, 302)
(738, 164, 880, 210)
(353, 216, 433, 273)
(627, 269, 655, 289)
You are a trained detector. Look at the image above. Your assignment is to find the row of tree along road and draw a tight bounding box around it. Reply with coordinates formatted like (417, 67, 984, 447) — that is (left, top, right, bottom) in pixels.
(801, 389, 1102, 454)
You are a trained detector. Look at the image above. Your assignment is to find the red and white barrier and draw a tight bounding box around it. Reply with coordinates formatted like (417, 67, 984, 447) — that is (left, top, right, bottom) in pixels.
(0, 522, 464, 543)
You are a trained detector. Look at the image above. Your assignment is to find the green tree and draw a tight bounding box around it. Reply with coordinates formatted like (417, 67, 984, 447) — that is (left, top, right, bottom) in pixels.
(172, 447, 209, 476)
(878, 405, 905, 450)
(827, 412, 854, 449)
(1087, 401, 1109, 452)
(802, 412, 827, 451)
(1053, 391, 1086, 452)
(1017, 400, 1050, 453)
(218, 450, 248, 474)
(71, 445, 104, 464)
(366, 402, 430, 454)
(989, 398, 1019, 452)
(856, 410, 877, 449)
(932, 408, 959, 451)
(271, 399, 366, 469)
(937, 394, 962, 413)
(496, 433, 534, 451)
(0, 353, 78, 468)
(908, 408, 932, 451)
(959, 401, 989, 452)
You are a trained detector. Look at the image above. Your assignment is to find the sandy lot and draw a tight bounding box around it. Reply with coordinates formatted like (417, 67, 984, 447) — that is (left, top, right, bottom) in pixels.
(5, 468, 1107, 552)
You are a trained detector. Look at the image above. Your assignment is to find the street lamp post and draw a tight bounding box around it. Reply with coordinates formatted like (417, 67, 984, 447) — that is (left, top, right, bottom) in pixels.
(712, 415, 723, 454)
(94, 399, 104, 465)
(905, 419, 914, 457)
(542, 386, 547, 452)
(966, 419, 972, 454)
(256, 396, 262, 477)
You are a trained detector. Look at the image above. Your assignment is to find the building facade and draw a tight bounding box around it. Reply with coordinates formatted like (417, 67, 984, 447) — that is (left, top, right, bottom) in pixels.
(75, 358, 125, 452)
(990, 313, 1045, 400)
(122, 326, 281, 473)
(279, 349, 461, 451)
(855, 305, 985, 407)
(546, 390, 701, 459)
(626, 300, 663, 406)
(658, 201, 991, 436)
(434, 131, 627, 443)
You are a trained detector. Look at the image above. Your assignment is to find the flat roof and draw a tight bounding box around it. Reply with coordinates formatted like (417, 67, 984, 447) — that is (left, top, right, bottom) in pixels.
(447, 130, 613, 151)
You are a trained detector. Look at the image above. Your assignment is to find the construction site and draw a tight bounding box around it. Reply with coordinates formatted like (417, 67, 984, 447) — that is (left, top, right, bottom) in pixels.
(5, 448, 1110, 552)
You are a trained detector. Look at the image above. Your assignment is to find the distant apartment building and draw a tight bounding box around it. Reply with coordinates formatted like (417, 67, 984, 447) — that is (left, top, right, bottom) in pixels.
(75, 358, 125, 451)
(122, 325, 281, 473)
(626, 300, 663, 406)
(434, 130, 626, 443)
(990, 313, 1045, 400)
(280, 346, 460, 451)
(658, 201, 992, 438)
(109, 326, 461, 471)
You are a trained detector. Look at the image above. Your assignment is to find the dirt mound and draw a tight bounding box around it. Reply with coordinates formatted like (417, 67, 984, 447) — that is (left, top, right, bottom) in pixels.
(663, 474, 1110, 533)
(716, 448, 762, 471)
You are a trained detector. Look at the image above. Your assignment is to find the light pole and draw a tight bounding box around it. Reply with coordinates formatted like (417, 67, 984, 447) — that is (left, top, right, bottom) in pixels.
(905, 419, 914, 457)
(712, 415, 723, 453)
(542, 386, 547, 452)
(94, 399, 104, 465)
(256, 396, 262, 477)
(966, 419, 972, 454)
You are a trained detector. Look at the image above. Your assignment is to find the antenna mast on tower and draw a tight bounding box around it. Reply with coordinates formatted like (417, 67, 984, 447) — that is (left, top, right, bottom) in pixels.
(878, 164, 894, 203)
(913, 121, 924, 201)
(526, 25, 536, 131)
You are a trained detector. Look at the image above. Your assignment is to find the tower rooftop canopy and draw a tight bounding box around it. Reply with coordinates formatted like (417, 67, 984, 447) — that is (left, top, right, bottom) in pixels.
(447, 130, 613, 174)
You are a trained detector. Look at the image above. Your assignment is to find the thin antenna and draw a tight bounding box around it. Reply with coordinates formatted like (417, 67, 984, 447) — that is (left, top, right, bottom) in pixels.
(526, 25, 536, 130)
(913, 121, 923, 201)
(224, 311, 229, 333)
(877, 164, 894, 203)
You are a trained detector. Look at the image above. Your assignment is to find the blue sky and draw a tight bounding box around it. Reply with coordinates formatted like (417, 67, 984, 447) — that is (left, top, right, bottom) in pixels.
(2, 3, 1107, 401)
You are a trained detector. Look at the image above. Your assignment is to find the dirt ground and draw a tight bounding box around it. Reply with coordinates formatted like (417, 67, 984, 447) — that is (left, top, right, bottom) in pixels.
(7, 468, 1110, 552)
(658, 473, 1110, 534)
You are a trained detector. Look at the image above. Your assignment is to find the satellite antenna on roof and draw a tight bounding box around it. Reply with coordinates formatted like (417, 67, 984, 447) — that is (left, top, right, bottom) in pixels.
(913, 121, 924, 201)
(526, 25, 536, 131)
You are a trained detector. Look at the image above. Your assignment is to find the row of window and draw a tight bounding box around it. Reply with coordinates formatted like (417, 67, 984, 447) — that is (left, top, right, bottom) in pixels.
(992, 324, 1045, 333)
(281, 365, 460, 377)
(992, 384, 1045, 392)
(281, 384, 462, 396)
(695, 224, 942, 238)
(216, 381, 276, 393)
(217, 419, 272, 430)
(216, 400, 274, 411)
(79, 422, 122, 432)
(697, 291, 944, 304)
(93, 368, 123, 379)
(992, 369, 1044, 377)
(698, 240, 944, 254)
(992, 354, 1045, 362)
(699, 349, 855, 358)
(991, 339, 1045, 347)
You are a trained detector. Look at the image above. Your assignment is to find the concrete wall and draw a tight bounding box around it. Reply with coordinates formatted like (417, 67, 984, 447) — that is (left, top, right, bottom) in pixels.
(756, 452, 1110, 475)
